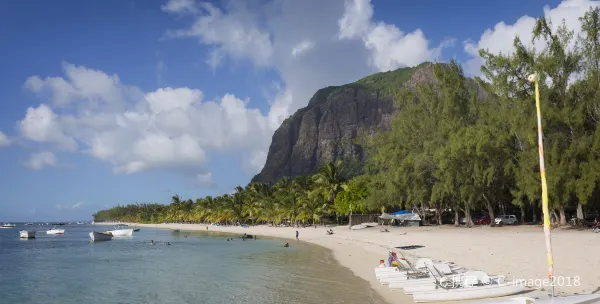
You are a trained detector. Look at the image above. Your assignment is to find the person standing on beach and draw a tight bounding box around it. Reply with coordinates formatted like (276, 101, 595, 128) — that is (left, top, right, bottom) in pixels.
(295, 230, 299, 240)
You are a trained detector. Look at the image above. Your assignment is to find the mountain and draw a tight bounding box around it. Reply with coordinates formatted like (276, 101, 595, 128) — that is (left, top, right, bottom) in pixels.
(251, 62, 437, 185)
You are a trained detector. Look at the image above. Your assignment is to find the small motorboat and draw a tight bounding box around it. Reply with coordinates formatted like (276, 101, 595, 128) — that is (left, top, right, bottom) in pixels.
(19, 230, 36, 239)
(1, 223, 16, 228)
(133, 228, 140, 232)
(25, 223, 34, 226)
(47, 227, 65, 234)
(89, 231, 113, 242)
(173, 229, 180, 232)
(106, 226, 133, 237)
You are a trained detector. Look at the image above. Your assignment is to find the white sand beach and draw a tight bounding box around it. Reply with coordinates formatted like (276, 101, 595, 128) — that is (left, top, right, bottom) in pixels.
(96, 223, 600, 303)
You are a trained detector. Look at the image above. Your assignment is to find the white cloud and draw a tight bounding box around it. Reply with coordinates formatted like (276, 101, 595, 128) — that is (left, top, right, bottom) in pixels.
(0, 131, 10, 147)
(161, 0, 197, 14)
(164, 1, 273, 67)
(24, 63, 139, 109)
(338, 0, 373, 39)
(18, 64, 274, 182)
(338, 0, 450, 71)
(464, 0, 600, 76)
(162, 0, 445, 135)
(24, 152, 57, 170)
(291, 40, 315, 57)
(18, 104, 78, 151)
(56, 202, 84, 210)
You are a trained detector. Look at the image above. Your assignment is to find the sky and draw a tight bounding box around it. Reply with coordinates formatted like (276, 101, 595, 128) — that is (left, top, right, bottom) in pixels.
(0, 0, 597, 221)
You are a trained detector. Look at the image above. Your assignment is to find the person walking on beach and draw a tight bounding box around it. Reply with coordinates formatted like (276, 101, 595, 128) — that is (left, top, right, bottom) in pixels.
(295, 230, 299, 240)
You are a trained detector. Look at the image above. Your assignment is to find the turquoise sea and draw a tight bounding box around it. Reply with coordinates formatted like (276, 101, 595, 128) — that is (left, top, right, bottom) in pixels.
(0, 224, 386, 304)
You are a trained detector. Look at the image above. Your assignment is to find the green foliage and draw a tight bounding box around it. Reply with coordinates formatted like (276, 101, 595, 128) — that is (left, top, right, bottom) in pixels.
(95, 9, 600, 226)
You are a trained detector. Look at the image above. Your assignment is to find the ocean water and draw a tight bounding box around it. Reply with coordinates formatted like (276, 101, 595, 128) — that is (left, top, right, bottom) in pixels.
(0, 224, 387, 304)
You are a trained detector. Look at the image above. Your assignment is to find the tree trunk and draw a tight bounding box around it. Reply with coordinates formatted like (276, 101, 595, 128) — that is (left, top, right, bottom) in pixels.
(577, 203, 584, 223)
(482, 194, 496, 227)
(348, 207, 353, 230)
(421, 202, 427, 225)
(559, 205, 567, 226)
(532, 204, 537, 223)
(436, 207, 442, 225)
(520, 206, 526, 224)
(454, 202, 460, 227)
(550, 209, 559, 225)
(465, 205, 473, 228)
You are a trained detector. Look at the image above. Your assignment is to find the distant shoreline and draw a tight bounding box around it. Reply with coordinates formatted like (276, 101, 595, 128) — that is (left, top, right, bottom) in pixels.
(95, 223, 599, 301)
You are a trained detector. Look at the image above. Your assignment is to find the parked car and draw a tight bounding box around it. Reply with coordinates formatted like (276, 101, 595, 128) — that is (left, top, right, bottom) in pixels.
(458, 214, 487, 225)
(474, 215, 491, 225)
(494, 215, 518, 225)
(583, 214, 599, 227)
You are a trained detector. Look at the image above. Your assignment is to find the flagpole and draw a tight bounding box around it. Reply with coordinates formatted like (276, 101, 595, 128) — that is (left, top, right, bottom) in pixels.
(528, 73, 555, 297)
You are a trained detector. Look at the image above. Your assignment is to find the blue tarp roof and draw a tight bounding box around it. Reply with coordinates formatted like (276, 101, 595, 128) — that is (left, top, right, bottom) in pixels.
(391, 210, 411, 215)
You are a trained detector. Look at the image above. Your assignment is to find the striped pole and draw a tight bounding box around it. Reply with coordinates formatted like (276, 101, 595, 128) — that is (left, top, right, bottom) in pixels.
(529, 73, 555, 296)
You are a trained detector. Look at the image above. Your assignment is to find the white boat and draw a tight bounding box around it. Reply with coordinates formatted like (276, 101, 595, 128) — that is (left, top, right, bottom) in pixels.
(412, 283, 525, 303)
(25, 223, 33, 226)
(47, 227, 65, 234)
(19, 230, 36, 239)
(89, 231, 113, 242)
(350, 224, 368, 230)
(1, 223, 16, 228)
(107, 228, 133, 237)
(468, 294, 600, 304)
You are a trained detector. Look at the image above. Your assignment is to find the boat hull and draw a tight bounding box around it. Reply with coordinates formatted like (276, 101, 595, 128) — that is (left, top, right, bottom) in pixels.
(19, 230, 36, 239)
(47, 229, 65, 234)
(107, 229, 133, 237)
(89, 231, 113, 242)
(466, 294, 600, 304)
(412, 284, 525, 303)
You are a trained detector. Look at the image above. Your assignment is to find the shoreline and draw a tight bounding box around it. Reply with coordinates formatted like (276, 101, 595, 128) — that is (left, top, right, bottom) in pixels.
(95, 223, 600, 302)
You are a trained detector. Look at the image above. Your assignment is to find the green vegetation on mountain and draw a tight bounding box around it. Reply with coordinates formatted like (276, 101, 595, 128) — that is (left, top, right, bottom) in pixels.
(94, 8, 600, 227)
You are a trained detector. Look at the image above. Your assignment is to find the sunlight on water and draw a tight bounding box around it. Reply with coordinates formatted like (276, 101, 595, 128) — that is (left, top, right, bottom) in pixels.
(0, 224, 386, 304)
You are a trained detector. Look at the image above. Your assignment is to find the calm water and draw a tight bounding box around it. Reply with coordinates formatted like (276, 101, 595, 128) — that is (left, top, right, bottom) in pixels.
(0, 224, 386, 304)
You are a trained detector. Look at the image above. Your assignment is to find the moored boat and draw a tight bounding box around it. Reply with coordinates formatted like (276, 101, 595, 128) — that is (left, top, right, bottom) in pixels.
(412, 283, 526, 303)
(106, 226, 133, 237)
(47, 227, 65, 234)
(1, 223, 16, 228)
(19, 230, 36, 239)
(89, 231, 113, 242)
(350, 224, 368, 230)
(133, 228, 140, 232)
(467, 294, 600, 304)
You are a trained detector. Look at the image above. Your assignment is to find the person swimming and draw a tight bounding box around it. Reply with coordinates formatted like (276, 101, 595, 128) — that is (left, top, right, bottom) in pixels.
(284, 242, 289, 247)
(150, 240, 155, 246)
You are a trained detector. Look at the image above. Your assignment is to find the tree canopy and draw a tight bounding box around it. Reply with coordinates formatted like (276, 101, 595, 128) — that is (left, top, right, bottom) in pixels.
(94, 8, 600, 227)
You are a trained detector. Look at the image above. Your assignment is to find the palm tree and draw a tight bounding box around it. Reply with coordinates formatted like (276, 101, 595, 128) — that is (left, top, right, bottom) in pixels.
(312, 161, 347, 223)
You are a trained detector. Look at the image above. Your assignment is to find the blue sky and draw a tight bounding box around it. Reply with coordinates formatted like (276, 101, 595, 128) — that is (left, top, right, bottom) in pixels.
(0, 0, 592, 221)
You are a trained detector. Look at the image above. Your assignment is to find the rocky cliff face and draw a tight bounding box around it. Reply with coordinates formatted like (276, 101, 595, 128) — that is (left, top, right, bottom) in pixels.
(252, 63, 437, 184)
